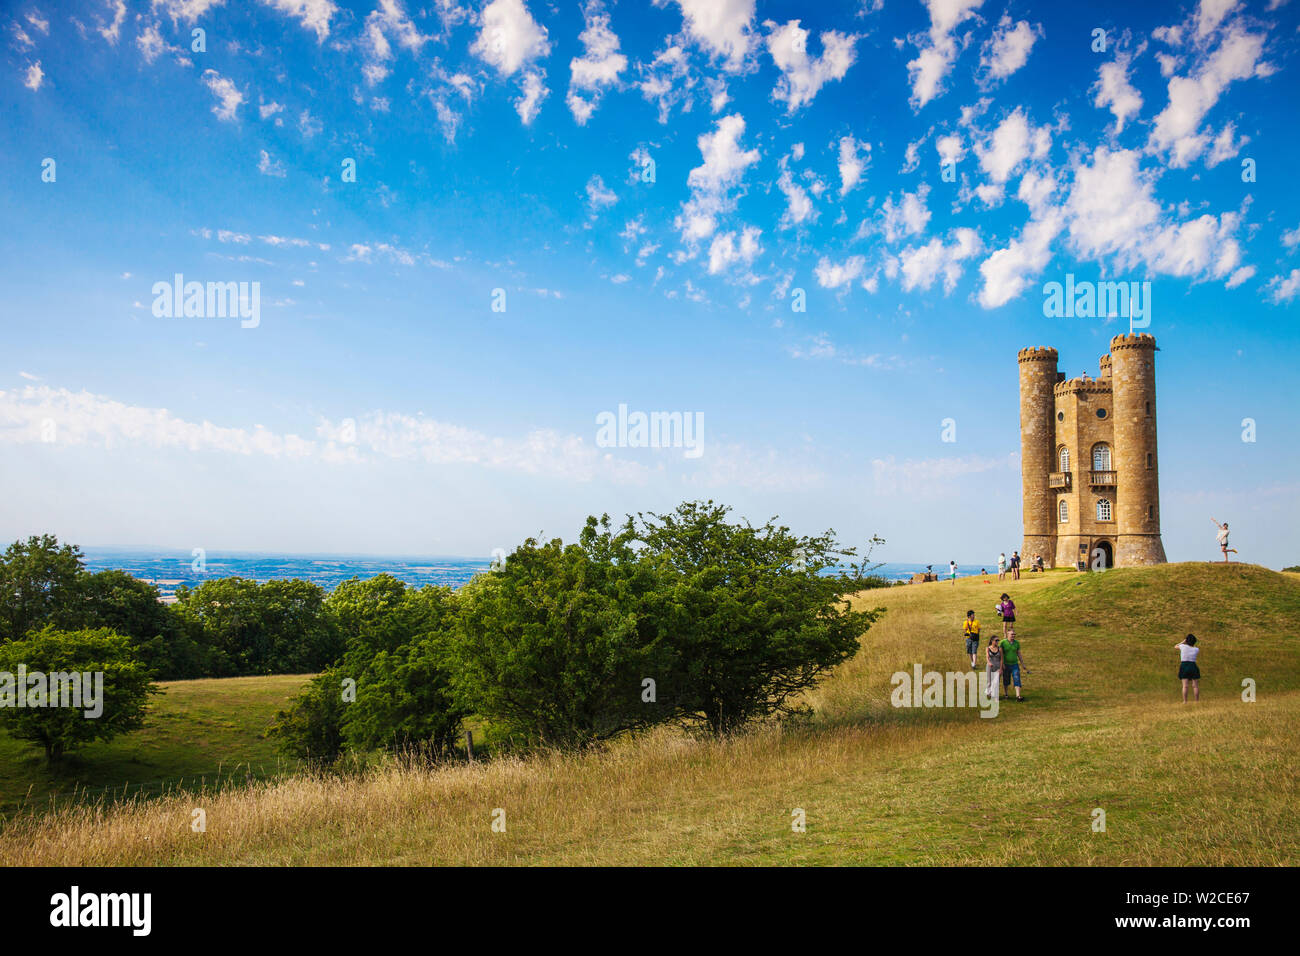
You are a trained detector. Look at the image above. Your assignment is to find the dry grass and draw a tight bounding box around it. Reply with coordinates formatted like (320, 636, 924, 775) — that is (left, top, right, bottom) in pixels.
(1, 562, 1296, 866)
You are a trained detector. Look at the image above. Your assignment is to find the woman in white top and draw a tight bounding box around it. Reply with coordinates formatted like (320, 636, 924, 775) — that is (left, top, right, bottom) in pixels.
(1211, 518, 1237, 562)
(997, 552, 1007, 581)
(1176, 634, 1200, 702)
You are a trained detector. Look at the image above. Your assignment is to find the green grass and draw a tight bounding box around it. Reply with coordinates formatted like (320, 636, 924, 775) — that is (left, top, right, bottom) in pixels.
(0, 673, 310, 815)
(1, 561, 1297, 865)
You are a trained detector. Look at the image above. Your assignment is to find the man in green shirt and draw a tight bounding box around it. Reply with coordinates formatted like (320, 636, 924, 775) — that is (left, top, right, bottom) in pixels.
(1000, 630, 1026, 701)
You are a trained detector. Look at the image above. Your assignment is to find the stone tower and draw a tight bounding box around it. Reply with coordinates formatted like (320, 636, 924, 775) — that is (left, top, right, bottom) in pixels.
(1017, 334, 1166, 569)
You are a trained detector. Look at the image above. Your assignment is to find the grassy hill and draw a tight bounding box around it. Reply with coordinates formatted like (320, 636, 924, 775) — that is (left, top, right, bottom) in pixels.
(0, 674, 309, 814)
(1, 561, 1296, 865)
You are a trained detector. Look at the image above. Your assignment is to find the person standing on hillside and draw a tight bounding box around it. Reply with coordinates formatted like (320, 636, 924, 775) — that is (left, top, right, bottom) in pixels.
(996, 593, 1016, 637)
(1010, 551, 1021, 580)
(964, 610, 981, 668)
(997, 552, 1007, 581)
(1177, 634, 1201, 702)
(985, 635, 1002, 699)
(949, 560, 958, 586)
(1000, 628, 1025, 702)
(1211, 519, 1237, 562)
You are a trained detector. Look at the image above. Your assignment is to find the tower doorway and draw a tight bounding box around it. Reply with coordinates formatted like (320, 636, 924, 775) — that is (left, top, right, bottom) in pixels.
(1093, 540, 1114, 570)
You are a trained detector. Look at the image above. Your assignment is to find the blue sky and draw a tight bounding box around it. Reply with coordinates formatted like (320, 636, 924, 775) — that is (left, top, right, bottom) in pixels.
(1, 0, 1298, 567)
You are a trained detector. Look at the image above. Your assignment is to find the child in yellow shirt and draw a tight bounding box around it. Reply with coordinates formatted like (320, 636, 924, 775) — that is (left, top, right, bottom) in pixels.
(963, 610, 981, 668)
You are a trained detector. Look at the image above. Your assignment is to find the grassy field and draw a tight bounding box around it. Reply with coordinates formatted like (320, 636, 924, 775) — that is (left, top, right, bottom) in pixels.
(1, 561, 1296, 865)
(0, 674, 309, 814)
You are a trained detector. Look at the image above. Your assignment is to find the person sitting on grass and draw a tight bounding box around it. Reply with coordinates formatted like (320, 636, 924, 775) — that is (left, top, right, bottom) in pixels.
(985, 635, 1002, 700)
(963, 610, 981, 668)
(1000, 628, 1025, 702)
(1177, 634, 1201, 702)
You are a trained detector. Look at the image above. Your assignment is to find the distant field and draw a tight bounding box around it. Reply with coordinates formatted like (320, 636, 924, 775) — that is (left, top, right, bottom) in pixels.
(0, 674, 310, 815)
(1, 562, 1296, 865)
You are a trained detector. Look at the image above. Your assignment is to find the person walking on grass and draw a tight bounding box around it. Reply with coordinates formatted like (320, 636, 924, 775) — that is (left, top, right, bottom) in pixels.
(985, 635, 1002, 700)
(949, 560, 958, 586)
(1177, 634, 1201, 702)
(1000, 628, 1026, 701)
(964, 610, 981, 668)
(1211, 518, 1237, 562)
(997, 552, 1007, 581)
(996, 593, 1016, 637)
(1010, 550, 1021, 580)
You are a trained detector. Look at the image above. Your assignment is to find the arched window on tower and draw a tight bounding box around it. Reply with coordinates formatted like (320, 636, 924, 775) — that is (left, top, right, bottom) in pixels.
(1059, 499, 1069, 523)
(1097, 498, 1112, 521)
(1058, 446, 1070, 472)
(1092, 443, 1112, 471)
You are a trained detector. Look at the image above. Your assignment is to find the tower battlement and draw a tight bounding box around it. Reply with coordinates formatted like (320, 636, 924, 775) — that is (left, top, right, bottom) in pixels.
(1017, 346, 1059, 363)
(1018, 338, 1166, 570)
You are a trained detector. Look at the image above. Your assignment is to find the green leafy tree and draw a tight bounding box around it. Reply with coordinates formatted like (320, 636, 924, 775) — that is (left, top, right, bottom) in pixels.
(627, 501, 883, 736)
(336, 583, 467, 757)
(0, 626, 157, 764)
(172, 577, 341, 676)
(447, 516, 676, 750)
(0, 535, 85, 642)
(73, 570, 204, 679)
(266, 667, 348, 763)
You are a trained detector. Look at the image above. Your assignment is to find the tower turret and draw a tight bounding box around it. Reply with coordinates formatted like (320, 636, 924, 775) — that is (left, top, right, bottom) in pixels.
(1018, 347, 1059, 564)
(1108, 334, 1167, 565)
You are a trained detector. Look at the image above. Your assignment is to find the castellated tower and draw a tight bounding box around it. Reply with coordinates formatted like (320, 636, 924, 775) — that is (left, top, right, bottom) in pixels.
(1018, 347, 1060, 565)
(1017, 335, 1166, 569)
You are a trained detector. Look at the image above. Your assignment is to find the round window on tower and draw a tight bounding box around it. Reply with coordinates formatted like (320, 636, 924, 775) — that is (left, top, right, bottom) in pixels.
(1057, 411, 1065, 422)
(1096, 408, 1107, 419)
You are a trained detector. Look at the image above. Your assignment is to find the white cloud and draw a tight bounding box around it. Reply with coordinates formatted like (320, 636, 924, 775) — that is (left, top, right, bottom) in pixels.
(25, 12, 49, 34)
(1093, 52, 1143, 134)
(777, 165, 814, 228)
(898, 227, 981, 293)
(1282, 225, 1300, 251)
(567, 3, 627, 125)
(880, 184, 931, 243)
(1206, 121, 1247, 166)
(871, 452, 1017, 498)
(258, 0, 339, 42)
(99, 0, 127, 42)
(585, 174, 617, 210)
(837, 135, 869, 196)
(258, 150, 287, 177)
(907, 0, 985, 108)
(975, 108, 1034, 184)
(1267, 269, 1300, 303)
(514, 68, 548, 124)
(1148, 21, 1271, 167)
(707, 225, 762, 274)
(362, 0, 434, 86)
(471, 0, 550, 76)
(201, 69, 243, 121)
(23, 61, 43, 91)
(637, 44, 694, 123)
(936, 133, 965, 168)
(982, 14, 1037, 80)
(763, 19, 857, 112)
(814, 255, 866, 289)
(675, 113, 760, 244)
(672, 0, 756, 72)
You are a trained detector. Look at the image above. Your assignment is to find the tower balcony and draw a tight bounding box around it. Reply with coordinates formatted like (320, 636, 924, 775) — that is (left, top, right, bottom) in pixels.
(1048, 472, 1071, 490)
(1089, 470, 1117, 487)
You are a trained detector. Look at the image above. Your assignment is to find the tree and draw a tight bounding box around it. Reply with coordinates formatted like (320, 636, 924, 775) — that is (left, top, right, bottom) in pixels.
(73, 570, 203, 679)
(446, 516, 676, 750)
(266, 667, 349, 764)
(336, 584, 468, 758)
(172, 577, 341, 676)
(0, 535, 85, 643)
(627, 501, 883, 735)
(0, 627, 157, 765)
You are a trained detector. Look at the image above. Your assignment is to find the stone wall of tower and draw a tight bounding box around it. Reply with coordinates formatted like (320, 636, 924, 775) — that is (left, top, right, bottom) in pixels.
(1018, 347, 1059, 566)
(1109, 333, 1167, 565)
(1053, 377, 1117, 568)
